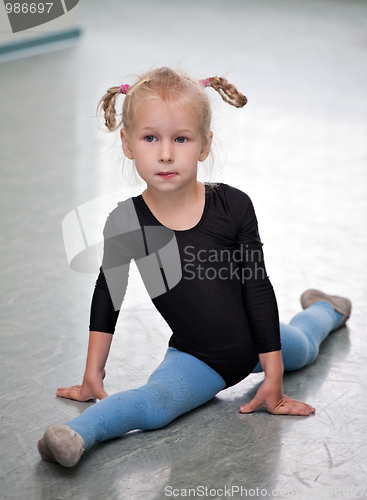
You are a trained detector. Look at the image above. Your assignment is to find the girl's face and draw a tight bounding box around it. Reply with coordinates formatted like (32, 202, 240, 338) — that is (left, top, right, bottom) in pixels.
(121, 98, 212, 195)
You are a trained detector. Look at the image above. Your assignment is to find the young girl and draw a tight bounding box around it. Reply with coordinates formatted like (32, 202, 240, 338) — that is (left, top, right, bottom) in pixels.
(37, 67, 351, 468)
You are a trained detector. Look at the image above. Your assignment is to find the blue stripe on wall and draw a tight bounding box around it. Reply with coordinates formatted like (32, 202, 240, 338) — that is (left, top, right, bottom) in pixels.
(0, 27, 82, 56)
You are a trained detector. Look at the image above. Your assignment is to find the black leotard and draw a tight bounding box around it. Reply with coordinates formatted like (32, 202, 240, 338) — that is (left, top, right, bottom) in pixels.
(89, 183, 281, 387)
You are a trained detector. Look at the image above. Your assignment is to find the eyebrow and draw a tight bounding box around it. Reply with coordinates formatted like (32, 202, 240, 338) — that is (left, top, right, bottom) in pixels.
(139, 127, 195, 134)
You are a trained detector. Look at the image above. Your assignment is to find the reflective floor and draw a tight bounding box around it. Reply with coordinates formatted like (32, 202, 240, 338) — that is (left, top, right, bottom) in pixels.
(1, 0, 367, 499)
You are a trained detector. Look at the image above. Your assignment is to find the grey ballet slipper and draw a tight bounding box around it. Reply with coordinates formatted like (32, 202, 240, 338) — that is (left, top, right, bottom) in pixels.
(37, 425, 84, 467)
(300, 289, 352, 327)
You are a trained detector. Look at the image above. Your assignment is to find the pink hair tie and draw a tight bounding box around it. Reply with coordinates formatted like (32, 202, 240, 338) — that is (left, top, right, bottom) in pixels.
(199, 78, 211, 87)
(120, 84, 130, 94)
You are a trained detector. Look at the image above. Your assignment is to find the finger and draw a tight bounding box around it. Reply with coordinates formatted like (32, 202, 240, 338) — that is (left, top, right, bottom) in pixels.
(275, 405, 315, 416)
(239, 396, 263, 414)
(57, 385, 82, 392)
(273, 399, 315, 416)
(56, 387, 83, 401)
(276, 396, 314, 409)
(283, 398, 315, 413)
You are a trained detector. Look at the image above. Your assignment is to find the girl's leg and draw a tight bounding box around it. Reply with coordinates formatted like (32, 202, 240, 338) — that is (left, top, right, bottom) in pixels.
(279, 301, 343, 371)
(38, 348, 225, 466)
(67, 347, 226, 449)
(252, 290, 350, 373)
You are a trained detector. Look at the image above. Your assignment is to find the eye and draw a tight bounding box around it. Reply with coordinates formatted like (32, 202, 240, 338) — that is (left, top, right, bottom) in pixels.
(145, 135, 156, 143)
(175, 136, 187, 144)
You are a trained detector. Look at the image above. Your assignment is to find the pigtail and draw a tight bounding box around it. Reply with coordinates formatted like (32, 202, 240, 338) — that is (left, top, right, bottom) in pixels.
(207, 77, 247, 108)
(97, 86, 122, 131)
(96, 69, 247, 137)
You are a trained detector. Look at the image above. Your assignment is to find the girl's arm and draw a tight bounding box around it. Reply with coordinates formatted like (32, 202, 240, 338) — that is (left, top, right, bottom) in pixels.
(239, 350, 315, 415)
(56, 203, 136, 402)
(56, 331, 112, 401)
(56, 268, 121, 402)
(228, 189, 314, 415)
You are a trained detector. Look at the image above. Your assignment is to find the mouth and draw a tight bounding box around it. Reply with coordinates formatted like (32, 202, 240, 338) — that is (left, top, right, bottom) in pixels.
(157, 172, 177, 179)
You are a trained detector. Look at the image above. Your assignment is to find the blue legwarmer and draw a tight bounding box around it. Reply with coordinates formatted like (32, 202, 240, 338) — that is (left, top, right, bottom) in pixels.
(253, 301, 343, 372)
(67, 348, 226, 449)
(281, 301, 343, 370)
(67, 301, 342, 449)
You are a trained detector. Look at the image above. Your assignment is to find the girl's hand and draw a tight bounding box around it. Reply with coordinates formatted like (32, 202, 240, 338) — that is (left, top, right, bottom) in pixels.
(56, 369, 108, 402)
(56, 331, 113, 402)
(239, 377, 315, 416)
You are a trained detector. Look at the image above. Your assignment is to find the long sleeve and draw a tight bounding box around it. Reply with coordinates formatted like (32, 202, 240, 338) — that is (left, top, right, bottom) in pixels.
(230, 188, 281, 353)
(89, 199, 141, 333)
(89, 269, 121, 334)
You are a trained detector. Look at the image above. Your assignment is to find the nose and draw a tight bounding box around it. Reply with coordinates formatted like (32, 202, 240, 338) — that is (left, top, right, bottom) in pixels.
(159, 140, 174, 163)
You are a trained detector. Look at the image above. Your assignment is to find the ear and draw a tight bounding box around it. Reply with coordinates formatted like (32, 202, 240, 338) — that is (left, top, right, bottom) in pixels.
(120, 129, 134, 160)
(199, 131, 213, 162)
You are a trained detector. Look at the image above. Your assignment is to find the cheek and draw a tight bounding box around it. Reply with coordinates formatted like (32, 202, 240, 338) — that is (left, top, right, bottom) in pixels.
(132, 146, 149, 162)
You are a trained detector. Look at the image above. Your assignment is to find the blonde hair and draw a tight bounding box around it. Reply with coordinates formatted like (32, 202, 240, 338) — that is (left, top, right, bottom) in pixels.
(98, 67, 247, 142)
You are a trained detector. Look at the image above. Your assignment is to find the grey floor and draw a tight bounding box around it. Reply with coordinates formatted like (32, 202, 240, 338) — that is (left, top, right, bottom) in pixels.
(1, 0, 367, 499)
